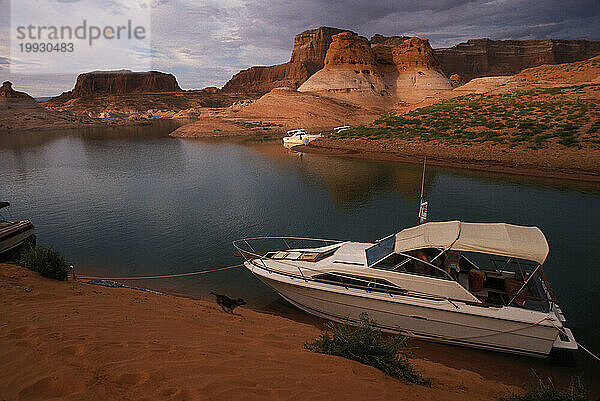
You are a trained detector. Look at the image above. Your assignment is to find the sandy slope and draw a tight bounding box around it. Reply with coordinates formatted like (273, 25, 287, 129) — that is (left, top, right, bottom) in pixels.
(229, 87, 380, 129)
(170, 87, 381, 138)
(0, 264, 524, 401)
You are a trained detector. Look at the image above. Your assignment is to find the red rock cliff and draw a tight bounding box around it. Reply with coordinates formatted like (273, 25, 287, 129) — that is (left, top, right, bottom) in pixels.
(435, 38, 600, 81)
(0, 81, 35, 100)
(392, 37, 445, 73)
(221, 27, 350, 95)
(65, 70, 182, 98)
(323, 32, 376, 67)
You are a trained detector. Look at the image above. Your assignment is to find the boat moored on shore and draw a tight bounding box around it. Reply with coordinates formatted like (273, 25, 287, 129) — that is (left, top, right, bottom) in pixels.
(282, 129, 323, 148)
(0, 202, 35, 260)
(234, 221, 578, 357)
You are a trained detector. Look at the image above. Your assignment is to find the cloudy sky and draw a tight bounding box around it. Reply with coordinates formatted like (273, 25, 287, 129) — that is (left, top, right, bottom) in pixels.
(1, 0, 600, 96)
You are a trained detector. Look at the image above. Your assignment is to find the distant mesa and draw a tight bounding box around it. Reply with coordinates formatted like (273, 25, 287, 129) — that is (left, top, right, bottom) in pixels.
(0, 81, 40, 110)
(0, 81, 36, 101)
(221, 27, 352, 95)
(58, 70, 183, 99)
(435, 38, 600, 81)
(0, 80, 101, 132)
(369, 34, 410, 46)
(200, 86, 220, 94)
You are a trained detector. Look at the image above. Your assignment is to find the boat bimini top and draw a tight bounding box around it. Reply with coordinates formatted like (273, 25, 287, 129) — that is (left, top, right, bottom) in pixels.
(286, 129, 308, 136)
(393, 221, 549, 264)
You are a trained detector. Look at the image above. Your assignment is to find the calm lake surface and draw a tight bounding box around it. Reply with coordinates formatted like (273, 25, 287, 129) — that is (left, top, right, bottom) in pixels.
(1, 122, 599, 371)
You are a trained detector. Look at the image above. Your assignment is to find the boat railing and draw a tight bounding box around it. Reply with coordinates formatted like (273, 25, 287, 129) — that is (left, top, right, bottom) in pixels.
(233, 236, 345, 279)
(233, 236, 461, 307)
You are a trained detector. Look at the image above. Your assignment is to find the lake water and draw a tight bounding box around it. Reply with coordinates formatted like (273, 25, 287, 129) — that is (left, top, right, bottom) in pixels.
(1, 122, 599, 376)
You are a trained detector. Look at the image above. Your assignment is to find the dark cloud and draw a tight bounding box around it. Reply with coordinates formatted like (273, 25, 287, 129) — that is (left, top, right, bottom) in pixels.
(4, 0, 600, 95)
(238, 0, 600, 49)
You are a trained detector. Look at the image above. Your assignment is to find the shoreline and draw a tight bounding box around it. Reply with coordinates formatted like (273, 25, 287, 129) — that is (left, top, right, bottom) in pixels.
(3, 263, 595, 400)
(4, 119, 599, 184)
(298, 138, 600, 183)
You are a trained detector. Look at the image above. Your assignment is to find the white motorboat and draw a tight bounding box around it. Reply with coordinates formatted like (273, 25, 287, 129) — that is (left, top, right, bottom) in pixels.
(234, 221, 578, 357)
(0, 202, 35, 259)
(333, 125, 351, 134)
(282, 129, 323, 148)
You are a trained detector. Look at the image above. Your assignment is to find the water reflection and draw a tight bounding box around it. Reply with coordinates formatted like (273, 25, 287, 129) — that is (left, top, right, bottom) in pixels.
(0, 119, 182, 149)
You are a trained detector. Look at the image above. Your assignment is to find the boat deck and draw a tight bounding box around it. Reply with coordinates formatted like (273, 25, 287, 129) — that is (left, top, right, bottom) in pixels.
(0, 221, 14, 229)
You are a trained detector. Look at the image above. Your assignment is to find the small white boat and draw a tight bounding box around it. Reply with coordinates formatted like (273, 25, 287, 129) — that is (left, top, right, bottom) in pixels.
(234, 221, 577, 357)
(333, 125, 351, 133)
(0, 202, 35, 259)
(282, 129, 323, 148)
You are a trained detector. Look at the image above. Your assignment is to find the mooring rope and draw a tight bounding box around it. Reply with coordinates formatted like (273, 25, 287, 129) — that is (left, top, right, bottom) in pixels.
(75, 259, 600, 362)
(76, 263, 243, 281)
(547, 320, 600, 362)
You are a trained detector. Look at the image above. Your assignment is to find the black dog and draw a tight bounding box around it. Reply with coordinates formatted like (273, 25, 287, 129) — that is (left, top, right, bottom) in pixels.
(210, 292, 246, 314)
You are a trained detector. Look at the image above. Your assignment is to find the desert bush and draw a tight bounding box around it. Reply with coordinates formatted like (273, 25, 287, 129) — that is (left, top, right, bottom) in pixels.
(19, 245, 69, 281)
(305, 313, 430, 385)
(500, 378, 588, 401)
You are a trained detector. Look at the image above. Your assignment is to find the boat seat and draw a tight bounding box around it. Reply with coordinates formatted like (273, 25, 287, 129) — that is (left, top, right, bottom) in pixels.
(513, 271, 550, 313)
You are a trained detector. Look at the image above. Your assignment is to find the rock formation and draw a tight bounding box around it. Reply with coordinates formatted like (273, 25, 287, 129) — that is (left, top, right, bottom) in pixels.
(449, 74, 465, 87)
(0, 81, 100, 132)
(298, 33, 452, 108)
(435, 39, 600, 81)
(58, 70, 182, 99)
(0, 81, 38, 103)
(44, 71, 247, 118)
(221, 27, 350, 95)
(171, 86, 381, 137)
(516, 54, 600, 84)
(222, 28, 600, 98)
(369, 34, 409, 46)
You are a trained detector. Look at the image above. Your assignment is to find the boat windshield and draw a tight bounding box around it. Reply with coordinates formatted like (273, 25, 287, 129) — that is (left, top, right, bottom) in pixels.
(366, 235, 395, 267)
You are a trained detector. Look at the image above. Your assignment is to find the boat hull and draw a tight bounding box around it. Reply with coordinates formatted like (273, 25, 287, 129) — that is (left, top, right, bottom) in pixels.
(249, 263, 559, 357)
(282, 135, 322, 148)
(0, 221, 35, 259)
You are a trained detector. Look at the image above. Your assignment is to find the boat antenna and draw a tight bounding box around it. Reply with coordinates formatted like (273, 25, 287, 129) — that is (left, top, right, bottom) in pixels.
(417, 157, 428, 225)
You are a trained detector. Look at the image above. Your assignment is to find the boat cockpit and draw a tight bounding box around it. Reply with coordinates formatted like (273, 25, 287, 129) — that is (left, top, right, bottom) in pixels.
(366, 221, 554, 312)
(370, 247, 552, 312)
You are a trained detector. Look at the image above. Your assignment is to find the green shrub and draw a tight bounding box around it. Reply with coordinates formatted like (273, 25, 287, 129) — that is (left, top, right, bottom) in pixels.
(305, 313, 430, 385)
(19, 245, 69, 281)
(500, 378, 589, 401)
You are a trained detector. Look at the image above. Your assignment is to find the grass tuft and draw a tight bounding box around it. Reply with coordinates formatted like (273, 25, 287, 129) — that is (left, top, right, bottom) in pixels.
(501, 378, 589, 401)
(19, 245, 69, 281)
(305, 313, 430, 385)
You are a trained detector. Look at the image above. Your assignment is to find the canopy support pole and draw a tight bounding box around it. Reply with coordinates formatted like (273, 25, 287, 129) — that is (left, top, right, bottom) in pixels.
(509, 264, 541, 305)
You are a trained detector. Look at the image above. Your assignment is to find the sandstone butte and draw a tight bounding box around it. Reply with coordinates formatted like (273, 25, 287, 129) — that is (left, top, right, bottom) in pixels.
(297, 32, 452, 109)
(53, 70, 183, 99)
